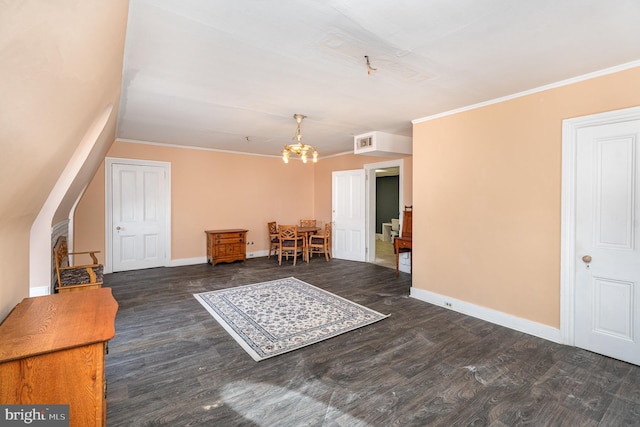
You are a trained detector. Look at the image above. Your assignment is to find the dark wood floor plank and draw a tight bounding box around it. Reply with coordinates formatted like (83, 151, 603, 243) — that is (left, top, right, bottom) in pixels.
(104, 258, 640, 426)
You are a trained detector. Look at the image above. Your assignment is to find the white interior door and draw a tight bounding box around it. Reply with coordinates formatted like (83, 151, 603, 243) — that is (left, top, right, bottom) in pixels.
(332, 169, 366, 261)
(574, 119, 640, 365)
(108, 159, 171, 272)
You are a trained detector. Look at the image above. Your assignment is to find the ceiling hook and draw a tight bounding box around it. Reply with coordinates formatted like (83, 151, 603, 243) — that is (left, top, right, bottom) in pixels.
(364, 55, 378, 75)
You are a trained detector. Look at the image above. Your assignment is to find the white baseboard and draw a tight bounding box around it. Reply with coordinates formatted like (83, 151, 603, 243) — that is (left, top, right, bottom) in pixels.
(247, 249, 269, 259)
(410, 287, 562, 344)
(169, 256, 207, 267)
(30, 285, 51, 297)
(168, 250, 268, 267)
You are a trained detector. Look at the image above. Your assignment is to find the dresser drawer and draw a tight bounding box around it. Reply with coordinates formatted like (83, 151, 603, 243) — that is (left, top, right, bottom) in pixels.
(214, 232, 244, 239)
(215, 235, 244, 244)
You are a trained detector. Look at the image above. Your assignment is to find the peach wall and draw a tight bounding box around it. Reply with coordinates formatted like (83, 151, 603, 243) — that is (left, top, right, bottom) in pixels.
(75, 144, 413, 268)
(75, 141, 315, 264)
(412, 66, 640, 328)
(313, 153, 413, 223)
(0, 1, 128, 320)
(75, 162, 107, 262)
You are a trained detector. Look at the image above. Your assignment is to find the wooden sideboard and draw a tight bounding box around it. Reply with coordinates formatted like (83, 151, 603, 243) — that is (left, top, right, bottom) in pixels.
(0, 288, 118, 427)
(205, 229, 248, 266)
(394, 206, 413, 277)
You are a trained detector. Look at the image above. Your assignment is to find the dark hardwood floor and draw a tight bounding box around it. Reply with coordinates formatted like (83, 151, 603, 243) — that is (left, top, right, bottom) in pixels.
(104, 258, 640, 426)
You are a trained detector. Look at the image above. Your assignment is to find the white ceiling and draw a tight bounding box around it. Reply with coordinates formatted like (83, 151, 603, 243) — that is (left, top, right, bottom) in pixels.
(117, 0, 640, 158)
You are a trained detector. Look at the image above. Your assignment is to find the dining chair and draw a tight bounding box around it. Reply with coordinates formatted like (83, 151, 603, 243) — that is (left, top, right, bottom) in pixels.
(267, 221, 279, 259)
(278, 225, 306, 265)
(308, 223, 332, 262)
(299, 219, 316, 228)
(53, 236, 104, 293)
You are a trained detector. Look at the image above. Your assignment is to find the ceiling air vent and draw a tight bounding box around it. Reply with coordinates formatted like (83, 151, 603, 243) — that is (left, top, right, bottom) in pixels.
(357, 136, 373, 148)
(353, 131, 412, 157)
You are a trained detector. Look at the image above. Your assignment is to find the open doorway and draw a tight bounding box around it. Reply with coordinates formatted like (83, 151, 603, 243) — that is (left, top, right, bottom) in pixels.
(365, 160, 404, 269)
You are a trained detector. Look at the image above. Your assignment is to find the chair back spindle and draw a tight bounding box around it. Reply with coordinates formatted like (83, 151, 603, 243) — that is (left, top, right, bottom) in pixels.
(308, 223, 332, 262)
(267, 221, 279, 259)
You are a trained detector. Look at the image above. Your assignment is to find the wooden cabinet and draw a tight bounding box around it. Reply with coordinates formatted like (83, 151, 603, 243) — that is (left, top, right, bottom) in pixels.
(394, 206, 412, 277)
(0, 288, 118, 427)
(205, 229, 248, 266)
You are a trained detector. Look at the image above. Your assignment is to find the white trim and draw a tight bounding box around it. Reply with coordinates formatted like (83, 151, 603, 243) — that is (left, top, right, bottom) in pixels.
(51, 220, 69, 248)
(105, 157, 172, 273)
(413, 61, 640, 124)
(116, 138, 353, 161)
(560, 105, 640, 346)
(29, 286, 51, 298)
(118, 138, 282, 158)
(410, 287, 562, 343)
(247, 249, 268, 259)
(168, 250, 267, 267)
(169, 257, 207, 267)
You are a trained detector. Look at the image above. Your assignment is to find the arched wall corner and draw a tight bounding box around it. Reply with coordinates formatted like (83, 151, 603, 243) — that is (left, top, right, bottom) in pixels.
(29, 104, 114, 296)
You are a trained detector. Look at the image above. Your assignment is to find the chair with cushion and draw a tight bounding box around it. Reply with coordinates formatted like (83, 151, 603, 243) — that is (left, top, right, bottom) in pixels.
(53, 236, 104, 293)
(278, 225, 306, 265)
(267, 221, 279, 259)
(299, 219, 316, 228)
(308, 223, 332, 262)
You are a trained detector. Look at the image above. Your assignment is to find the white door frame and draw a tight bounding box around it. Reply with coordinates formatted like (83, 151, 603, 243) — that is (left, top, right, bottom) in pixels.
(560, 105, 640, 345)
(105, 157, 172, 273)
(364, 159, 404, 263)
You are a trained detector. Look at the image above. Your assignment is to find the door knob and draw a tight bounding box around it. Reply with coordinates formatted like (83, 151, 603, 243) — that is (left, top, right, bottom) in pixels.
(116, 226, 122, 231)
(582, 255, 592, 263)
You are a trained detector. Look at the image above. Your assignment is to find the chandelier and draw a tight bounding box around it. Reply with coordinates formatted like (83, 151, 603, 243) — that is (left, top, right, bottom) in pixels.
(282, 114, 318, 164)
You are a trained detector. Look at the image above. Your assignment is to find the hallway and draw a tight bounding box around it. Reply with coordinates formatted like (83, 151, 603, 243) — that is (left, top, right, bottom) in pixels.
(373, 238, 395, 270)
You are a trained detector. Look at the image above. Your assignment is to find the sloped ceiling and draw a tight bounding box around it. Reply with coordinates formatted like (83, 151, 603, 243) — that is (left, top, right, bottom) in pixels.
(118, 0, 640, 158)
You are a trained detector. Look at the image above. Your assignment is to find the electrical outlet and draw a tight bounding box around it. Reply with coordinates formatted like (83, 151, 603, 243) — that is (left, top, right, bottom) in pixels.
(445, 302, 452, 308)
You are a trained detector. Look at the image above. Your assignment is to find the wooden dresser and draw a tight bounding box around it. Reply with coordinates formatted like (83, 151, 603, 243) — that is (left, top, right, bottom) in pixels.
(0, 288, 118, 427)
(205, 229, 248, 266)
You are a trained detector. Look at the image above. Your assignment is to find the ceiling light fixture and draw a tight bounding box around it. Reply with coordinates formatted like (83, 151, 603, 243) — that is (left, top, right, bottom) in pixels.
(282, 114, 318, 164)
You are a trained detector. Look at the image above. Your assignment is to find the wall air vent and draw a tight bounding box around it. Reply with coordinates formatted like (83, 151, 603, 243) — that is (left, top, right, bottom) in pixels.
(353, 131, 412, 157)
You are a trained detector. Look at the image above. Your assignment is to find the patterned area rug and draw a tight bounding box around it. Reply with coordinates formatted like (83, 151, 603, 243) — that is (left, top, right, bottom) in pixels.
(194, 277, 389, 361)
